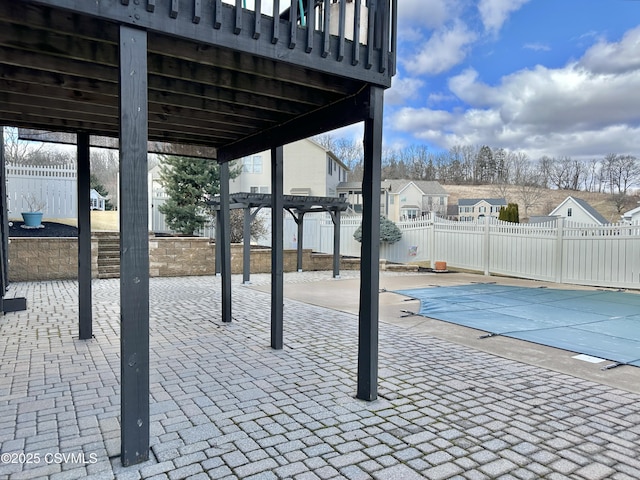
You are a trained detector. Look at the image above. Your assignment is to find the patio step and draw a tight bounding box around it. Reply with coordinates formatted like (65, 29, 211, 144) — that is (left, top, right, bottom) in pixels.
(96, 233, 120, 279)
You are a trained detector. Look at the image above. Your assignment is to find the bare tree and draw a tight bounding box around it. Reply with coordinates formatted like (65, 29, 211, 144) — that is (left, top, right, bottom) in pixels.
(3, 127, 46, 165)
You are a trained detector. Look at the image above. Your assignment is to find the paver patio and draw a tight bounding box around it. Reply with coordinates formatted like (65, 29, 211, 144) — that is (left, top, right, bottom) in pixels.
(0, 271, 639, 479)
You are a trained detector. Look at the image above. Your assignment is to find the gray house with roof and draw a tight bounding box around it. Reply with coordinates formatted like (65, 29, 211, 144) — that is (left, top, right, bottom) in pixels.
(458, 198, 507, 221)
(549, 196, 609, 225)
(337, 179, 449, 221)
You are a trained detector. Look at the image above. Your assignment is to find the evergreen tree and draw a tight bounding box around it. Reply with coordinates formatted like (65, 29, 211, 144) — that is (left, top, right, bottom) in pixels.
(90, 174, 114, 210)
(499, 203, 520, 223)
(158, 155, 239, 235)
(353, 216, 402, 244)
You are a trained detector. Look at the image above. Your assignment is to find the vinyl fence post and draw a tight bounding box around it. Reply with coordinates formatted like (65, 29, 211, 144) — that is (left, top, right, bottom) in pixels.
(483, 217, 490, 276)
(555, 217, 564, 283)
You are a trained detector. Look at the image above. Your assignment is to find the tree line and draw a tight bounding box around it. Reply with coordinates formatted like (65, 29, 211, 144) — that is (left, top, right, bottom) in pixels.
(315, 134, 640, 215)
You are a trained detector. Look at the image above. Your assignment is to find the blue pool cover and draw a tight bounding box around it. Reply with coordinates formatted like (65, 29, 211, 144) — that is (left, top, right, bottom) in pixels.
(395, 284, 640, 367)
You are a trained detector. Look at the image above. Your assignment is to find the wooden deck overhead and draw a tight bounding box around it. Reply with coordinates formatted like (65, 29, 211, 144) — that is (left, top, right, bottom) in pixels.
(1, 0, 396, 161)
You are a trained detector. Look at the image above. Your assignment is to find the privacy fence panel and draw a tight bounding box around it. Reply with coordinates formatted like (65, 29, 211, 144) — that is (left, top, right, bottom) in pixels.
(431, 218, 485, 271)
(488, 220, 558, 282)
(7, 164, 77, 218)
(380, 217, 432, 263)
(561, 221, 640, 289)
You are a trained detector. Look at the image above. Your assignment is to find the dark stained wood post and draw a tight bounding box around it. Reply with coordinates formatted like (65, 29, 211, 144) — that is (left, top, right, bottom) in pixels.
(77, 132, 92, 340)
(215, 209, 221, 276)
(332, 209, 341, 278)
(119, 25, 150, 467)
(271, 146, 284, 349)
(220, 161, 232, 322)
(0, 127, 8, 297)
(243, 205, 251, 284)
(357, 86, 383, 401)
(296, 212, 305, 271)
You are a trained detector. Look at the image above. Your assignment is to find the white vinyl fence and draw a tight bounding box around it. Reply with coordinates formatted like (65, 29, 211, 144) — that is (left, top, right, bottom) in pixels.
(292, 213, 639, 290)
(7, 164, 77, 218)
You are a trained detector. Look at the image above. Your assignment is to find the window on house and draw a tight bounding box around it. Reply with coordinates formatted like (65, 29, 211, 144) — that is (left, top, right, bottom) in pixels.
(402, 208, 418, 219)
(327, 157, 333, 175)
(568, 208, 572, 217)
(243, 156, 262, 173)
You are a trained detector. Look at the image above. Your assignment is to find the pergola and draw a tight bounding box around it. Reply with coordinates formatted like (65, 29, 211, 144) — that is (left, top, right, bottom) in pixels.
(0, 0, 397, 466)
(208, 192, 349, 283)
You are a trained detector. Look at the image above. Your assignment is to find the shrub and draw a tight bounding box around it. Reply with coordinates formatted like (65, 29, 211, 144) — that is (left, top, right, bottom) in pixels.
(353, 216, 402, 244)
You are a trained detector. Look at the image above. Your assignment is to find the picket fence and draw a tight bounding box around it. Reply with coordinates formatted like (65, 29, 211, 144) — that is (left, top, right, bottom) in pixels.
(7, 164, 77, 218)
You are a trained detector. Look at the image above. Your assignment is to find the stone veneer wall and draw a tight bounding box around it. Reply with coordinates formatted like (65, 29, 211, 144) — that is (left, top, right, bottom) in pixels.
(9, 236, 361, 281)
(8, 237, 99, 282)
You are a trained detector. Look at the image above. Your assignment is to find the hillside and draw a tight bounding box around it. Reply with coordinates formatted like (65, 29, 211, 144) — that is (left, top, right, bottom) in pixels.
(442, 184, 636, 223)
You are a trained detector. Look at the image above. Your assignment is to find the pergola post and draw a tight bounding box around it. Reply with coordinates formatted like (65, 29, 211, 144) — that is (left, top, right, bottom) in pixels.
(271, 146, 284, 349)
(332, 210, 341, 278)
(77, 132, 92, 340)
(220, 162, 232, 322)
(215, 210, 222, 276)
(296, 212, 305, 272)
(119, 25, 150, 466)
(357, 86, 383, 401)
(243, 206, 251, 284)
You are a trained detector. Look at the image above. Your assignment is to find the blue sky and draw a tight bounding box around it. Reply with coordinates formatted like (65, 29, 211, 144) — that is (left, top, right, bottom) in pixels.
(378, 0, 640, 161)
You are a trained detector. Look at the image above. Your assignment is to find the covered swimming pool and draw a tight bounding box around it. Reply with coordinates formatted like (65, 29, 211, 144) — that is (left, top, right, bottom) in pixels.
(395, 284, 640, 367)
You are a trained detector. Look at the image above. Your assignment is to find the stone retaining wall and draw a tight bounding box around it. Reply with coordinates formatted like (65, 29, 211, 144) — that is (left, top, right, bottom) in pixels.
(9, 236, 363, 281)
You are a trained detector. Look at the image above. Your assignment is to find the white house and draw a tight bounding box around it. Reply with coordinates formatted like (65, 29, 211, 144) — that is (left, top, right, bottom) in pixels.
(621, 205, 640, 224)
(90, 188, 106, 211)
(229, 138, 349, 197)
(549, 196, 608, 225)
(337, 179, 449, 222)
(457, 198, 507, 222)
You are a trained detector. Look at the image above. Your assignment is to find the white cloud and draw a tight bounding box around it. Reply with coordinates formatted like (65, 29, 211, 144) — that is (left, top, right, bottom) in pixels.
(397, 0, 456, 30)
(391, 26, 640, 160)
(579, 26, 640, 74)
(478, 0, 531, 33)
(404, 21, 477, 75)
(385, 76, 425, 106)
(523, 43, 550, 52)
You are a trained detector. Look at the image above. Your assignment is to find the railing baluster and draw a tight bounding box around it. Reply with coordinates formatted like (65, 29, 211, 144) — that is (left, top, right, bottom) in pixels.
(322, 0, 330, 58)
(337, 0, 346, 62)
(352, 0, 361, 65)
(305, 0, 314, 53)
(366, 0, 376, 69)
(379, 0, 389, 73)
(289, 0, 298, 49)
(390, 0, 397, 75)
(254, 0, 262, 38)
(147, 0, 155, 13)
(193, 0, 201, 23)
(170, 0, 179, 18)
(272, 0, 280, 43)
(214, 0, 222, 29)
(235, 0, 242, 34)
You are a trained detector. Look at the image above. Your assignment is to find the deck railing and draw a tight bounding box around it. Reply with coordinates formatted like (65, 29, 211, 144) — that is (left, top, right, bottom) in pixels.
(125, 0, 397, 78)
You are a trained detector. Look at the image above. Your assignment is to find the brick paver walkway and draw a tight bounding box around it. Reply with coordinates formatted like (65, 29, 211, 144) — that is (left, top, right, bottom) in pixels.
(0, 272, 639, 479)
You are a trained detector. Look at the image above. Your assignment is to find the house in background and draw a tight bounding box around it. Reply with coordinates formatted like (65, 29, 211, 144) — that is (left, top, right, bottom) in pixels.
(621, 205, 640, 224)
(90, 189, 106, 211)
(337, 179, 449, 222)
(229, 138, 348, 197)
(457, 198, 507, 222)
(549, 196, 608, 225)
